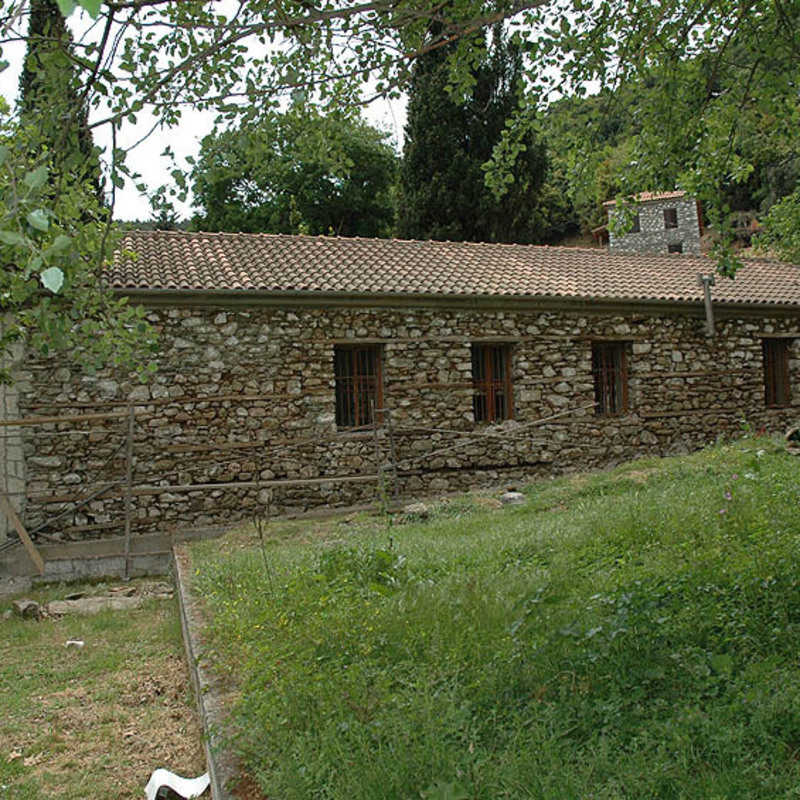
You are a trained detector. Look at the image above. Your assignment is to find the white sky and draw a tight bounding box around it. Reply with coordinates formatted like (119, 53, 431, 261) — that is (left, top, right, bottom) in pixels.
(0, 6, 407, 222)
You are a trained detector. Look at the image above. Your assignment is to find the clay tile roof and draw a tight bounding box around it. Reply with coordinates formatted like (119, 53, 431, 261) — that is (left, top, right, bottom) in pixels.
(110, 230, 800, 309)
(603, 190, 688, 207)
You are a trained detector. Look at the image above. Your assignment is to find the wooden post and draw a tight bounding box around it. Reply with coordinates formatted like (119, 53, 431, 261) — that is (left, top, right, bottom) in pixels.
(123, 404, 134, 581)
(370, 400, 388, 511)
(0, 493, 44, 575)
(384, 407, 400, 502)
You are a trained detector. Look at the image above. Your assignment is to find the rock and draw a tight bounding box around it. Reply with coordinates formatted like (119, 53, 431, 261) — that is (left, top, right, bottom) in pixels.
(29, 456, 62, 468)
(47, 596, 142, 616)
(0, 576, 32, 599)
(97, 379, 119, 397)
(500, 491, 526, 506)
(12, 598, 42, 619)
(403, 502, 429, 519)
(109, 586, 137, 597)
(128, 385, 151, 402)
(475, 496, 503, 510)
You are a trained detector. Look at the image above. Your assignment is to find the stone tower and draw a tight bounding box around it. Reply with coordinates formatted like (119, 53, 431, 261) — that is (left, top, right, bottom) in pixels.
(604, 191, 702, 255)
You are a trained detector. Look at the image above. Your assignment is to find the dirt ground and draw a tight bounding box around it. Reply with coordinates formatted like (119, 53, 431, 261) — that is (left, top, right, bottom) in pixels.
(0, 580, 206, 800)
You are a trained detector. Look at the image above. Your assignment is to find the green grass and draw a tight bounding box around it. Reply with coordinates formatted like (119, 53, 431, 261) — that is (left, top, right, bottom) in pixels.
(191, 436, 800, 799)
(0, 581, 204, 800)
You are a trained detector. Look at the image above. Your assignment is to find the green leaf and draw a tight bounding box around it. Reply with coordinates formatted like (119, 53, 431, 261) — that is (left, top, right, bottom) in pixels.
(40, 267, 65, 294)
(77, 0, 102, 17)
(26, 209, 50, 232)
(711, 653, 734, 676)
(55, 0, 77, 15)
(23, 165, 48, 191)
(47, 234, 72, 255)
(0, 145, 8, 167)
(0, 231, 26, 247)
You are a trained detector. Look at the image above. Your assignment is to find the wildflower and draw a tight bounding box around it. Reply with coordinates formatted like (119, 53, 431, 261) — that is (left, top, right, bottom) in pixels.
(724, 491, 732, 501)
(731, 474, 739, 480)
(719, 508, 727, 515)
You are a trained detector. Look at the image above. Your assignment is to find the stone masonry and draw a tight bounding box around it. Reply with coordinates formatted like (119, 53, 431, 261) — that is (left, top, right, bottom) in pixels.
(608, 194, 702, 255)
(12, 301, 800, 541)
(0, 332, 26, 544)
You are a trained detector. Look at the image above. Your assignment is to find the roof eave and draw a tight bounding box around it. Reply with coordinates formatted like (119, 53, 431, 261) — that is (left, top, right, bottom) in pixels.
(111, 286, 800, 318)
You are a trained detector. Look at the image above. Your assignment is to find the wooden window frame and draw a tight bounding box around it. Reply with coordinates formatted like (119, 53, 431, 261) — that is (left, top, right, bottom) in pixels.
(333, 344, 383, 429)
(762, 338, 791, 408)
(663, 207, 679, 229)
(471, 343, 514, 423)
(592, 341, 628, 416)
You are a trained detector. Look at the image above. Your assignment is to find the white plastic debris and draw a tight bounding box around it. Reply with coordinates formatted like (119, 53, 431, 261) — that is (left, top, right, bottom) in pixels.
(144, 769, 210, 800)
(64, 640, 84, 648)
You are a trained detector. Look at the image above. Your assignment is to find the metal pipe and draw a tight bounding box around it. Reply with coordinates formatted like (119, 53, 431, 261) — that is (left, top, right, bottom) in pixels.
(698, 273, 716, 336)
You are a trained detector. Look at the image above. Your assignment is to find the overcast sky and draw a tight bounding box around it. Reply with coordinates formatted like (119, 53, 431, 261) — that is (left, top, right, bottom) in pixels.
(0, 6, 407, 223)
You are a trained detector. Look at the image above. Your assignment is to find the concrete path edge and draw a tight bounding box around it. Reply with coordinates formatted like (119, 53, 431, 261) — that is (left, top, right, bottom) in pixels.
(173, 542, 238, 800)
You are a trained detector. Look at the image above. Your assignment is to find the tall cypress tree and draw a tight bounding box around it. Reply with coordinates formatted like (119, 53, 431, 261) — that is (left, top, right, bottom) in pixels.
(19, 0, 103, 202)
(398, 25, 549, 244)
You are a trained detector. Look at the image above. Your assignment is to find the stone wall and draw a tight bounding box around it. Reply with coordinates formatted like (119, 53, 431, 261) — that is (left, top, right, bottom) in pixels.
(14, 302, 800, 540)
(0, 332, 27, 544)
(609, 196, 701, 255)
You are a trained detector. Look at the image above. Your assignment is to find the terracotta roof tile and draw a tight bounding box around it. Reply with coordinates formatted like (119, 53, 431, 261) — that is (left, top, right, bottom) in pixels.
(603, 190, 689, 207)
(110, 230, 800, 309)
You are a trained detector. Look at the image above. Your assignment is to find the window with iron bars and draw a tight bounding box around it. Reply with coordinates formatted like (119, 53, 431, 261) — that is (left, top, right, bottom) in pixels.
(663, 207, 678, 229)
(762, 338, 792, 407)
(333, 345, 383, 428)
(471, 344, 513, 423)
(592, 341, 628, 415)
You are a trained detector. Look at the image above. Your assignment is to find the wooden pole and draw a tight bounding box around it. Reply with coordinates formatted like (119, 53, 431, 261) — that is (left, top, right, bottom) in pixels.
(26, 473, 387, 504)
(384, 407, 400, 501)
(0, 493, 44, 575)
(123, 404, 134, 581)
(370, 400, 388, 511)
(0, 410, 135, 427)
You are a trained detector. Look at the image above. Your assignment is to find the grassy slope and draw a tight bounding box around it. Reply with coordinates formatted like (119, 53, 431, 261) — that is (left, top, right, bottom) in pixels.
(0, 584, 204, 800)
(192, 437, 800, 799)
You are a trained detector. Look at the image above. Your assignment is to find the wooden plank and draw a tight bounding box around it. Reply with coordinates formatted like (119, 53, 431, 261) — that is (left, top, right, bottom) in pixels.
(64, 520, 126, 534)
(0, 410, 133, 428)
(29, 473, 384, 504)
(23, 390, 332, 411)
(123, 405, 135, 581)
(0, 493, 45, 575)
(635, 369, 759, 379)
(131, 474, 382, 496)
(640, 407, 742, 419)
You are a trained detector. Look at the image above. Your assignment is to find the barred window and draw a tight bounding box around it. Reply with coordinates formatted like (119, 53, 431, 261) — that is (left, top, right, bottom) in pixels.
(762, 338, 791, 407)
(471, 344, 513, 423)
(334, 345, 382, 428)
(663, 207, 678, 229)
(631, 213, 641, 233)
(592, 342, 628, 416)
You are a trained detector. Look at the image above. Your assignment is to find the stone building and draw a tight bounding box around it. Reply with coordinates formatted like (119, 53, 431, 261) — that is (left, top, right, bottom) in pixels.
(3, 230, 800, 542)
(605, 190, 703, 255)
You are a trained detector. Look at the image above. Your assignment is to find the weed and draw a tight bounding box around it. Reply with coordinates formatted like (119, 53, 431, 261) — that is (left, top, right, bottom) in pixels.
(192, 436, 800, 799)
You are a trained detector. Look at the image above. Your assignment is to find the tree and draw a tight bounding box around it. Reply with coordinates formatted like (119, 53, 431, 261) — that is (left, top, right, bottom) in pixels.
(0, 0, 798, 380)
(398, 24, 550, 243)
(18, 0, 103, 203)
(485, 0, 800, 270)
(0, 0, 155, 380)
(191, 109, 397, 238)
